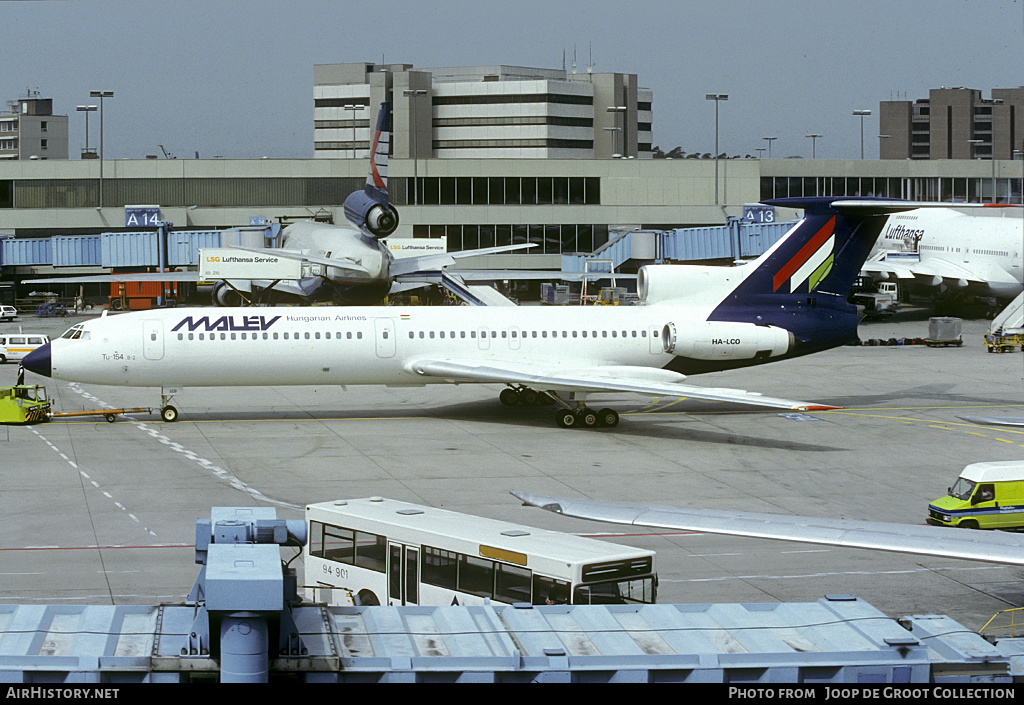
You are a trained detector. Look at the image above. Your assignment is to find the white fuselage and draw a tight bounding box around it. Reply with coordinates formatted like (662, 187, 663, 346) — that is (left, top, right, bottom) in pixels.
(280, 221, 389, 283)
(48, 305, 684, 388)
(872, 208, 1023, 298)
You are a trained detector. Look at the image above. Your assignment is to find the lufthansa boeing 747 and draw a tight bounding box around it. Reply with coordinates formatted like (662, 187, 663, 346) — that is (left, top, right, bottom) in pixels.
(23, 197, 892, 429)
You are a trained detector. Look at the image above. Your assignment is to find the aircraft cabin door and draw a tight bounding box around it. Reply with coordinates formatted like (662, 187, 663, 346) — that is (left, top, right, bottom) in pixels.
(375, 318, 396, 358)
(648, 325, 662, 354)
(509, 326, 521, 350)
(477, 327, 491, 350)
(143, 320, 164, 360)
(388, 542, 419, 606)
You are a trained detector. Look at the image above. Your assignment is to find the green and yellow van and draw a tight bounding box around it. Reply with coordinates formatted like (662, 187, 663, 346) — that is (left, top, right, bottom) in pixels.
(928, 461, 1024, 529)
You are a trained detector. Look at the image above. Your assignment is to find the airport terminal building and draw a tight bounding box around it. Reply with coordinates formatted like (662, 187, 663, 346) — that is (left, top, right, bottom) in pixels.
(0, 65, 1022, 290)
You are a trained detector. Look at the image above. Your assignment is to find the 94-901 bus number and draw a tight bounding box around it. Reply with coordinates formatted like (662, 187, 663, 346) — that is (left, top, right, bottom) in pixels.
(322, 564, 349, 579)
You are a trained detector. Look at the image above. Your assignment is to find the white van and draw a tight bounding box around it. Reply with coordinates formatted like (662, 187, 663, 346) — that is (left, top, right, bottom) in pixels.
(0, 334, 49, 363)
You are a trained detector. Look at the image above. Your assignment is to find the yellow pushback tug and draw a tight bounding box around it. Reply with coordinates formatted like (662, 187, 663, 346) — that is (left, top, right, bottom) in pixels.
(0, 385, 151, 425)
(0, 385, 51, 424)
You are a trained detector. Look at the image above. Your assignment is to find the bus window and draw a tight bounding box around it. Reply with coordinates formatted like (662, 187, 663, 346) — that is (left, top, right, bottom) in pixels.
(494, 563, 531, 603)
(422, 546, 458, 590)
(533, 575, 570, 605)
(458, 554, 493, 597)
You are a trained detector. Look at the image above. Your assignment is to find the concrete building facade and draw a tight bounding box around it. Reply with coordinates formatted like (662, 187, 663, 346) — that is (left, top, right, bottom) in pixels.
(0, 96, 69, 161)
(880, 86, 1024, 161)
(313, 63, 653, 161)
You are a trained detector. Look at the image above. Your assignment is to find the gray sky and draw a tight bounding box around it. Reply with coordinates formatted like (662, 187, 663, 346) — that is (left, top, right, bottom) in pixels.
(5, 0, 1022, 160)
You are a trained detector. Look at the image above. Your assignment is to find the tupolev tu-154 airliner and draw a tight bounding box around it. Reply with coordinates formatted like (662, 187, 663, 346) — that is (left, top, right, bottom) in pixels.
(23, 197, 892, 429)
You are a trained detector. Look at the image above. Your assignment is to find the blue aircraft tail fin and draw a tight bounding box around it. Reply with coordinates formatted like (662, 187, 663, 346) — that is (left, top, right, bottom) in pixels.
(734, 197, 893, 300)
(702, 197, 894, 360)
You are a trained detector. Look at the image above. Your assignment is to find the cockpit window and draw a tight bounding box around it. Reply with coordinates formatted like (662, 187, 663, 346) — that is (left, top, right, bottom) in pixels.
(60, 325, 89, 341)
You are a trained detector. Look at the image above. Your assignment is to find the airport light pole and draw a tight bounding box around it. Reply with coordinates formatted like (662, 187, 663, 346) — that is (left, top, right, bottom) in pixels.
(706, 94, 728, 205)
(852, 110, 871, 159)
(602, 127, 621, 159)
(762, 136, 777, 159)
(76, 105, 96, 159)
(806, 133, 822, 159)
(606, 106, 627, 158)
(89, 90, 113, 208)
(403, 89, 427, 205)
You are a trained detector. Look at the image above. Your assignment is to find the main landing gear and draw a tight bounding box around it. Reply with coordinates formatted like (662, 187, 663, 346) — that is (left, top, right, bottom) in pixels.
(499, 385, 620, 430)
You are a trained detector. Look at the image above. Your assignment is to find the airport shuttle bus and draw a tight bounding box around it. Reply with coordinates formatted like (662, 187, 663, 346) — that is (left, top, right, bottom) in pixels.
(304, 497, 658, 607)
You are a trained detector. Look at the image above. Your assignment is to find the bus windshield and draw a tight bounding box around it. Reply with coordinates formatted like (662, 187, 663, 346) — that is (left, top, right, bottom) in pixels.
(573, 576, 657, 605)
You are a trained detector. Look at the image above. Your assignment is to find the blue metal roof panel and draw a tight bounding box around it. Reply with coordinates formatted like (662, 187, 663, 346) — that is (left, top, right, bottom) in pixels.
(0, 600, 1013, 682)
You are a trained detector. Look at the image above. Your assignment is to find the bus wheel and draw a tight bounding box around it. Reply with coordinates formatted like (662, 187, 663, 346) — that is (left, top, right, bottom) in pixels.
(356, 589, 380, 606)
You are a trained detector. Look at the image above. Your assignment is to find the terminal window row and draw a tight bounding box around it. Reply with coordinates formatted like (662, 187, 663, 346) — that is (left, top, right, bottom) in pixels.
(410, 223, 610, 254)
(761, 175, 1023, 204)
(400, 176, 600, 206)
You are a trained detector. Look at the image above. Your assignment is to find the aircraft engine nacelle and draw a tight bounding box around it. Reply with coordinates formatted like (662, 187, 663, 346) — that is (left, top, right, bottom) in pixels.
(638, 263, 744, 305)
(211, 281, 245, 307)
(662, 321, 794, 361)
(344, 190, 399, 239)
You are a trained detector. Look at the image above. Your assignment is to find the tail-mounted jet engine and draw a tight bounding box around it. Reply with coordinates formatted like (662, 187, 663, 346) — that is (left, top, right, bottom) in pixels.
(662, 321, 793, 361)
(343, 190, 399, 239)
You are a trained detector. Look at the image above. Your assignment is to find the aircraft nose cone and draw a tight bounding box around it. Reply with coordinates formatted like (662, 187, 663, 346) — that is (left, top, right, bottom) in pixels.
(22, 343, 51, 378)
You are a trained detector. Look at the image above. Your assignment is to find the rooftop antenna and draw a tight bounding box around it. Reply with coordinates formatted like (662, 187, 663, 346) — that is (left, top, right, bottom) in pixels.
(572, 44, 577, 74)
(587, 42, 594, 74)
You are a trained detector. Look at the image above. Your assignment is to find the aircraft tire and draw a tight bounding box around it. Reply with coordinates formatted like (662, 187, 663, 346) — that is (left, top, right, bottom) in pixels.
(578, 408, 598, 428)
(520, 389, 539, 406)
(161, 405, 179, 423)
(596, 408, 619, 428)
(555, 409, 578, 428)
(499, 388, 519, 406)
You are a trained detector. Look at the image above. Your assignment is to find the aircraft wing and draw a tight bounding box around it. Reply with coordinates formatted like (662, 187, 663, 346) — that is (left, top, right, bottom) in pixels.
(860, 257, 918, 281)
(509, 492, 1024, 567)
(455, 270, 637, 282)
(406, 358, 837, 411)
(389, 244, 536, 277)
